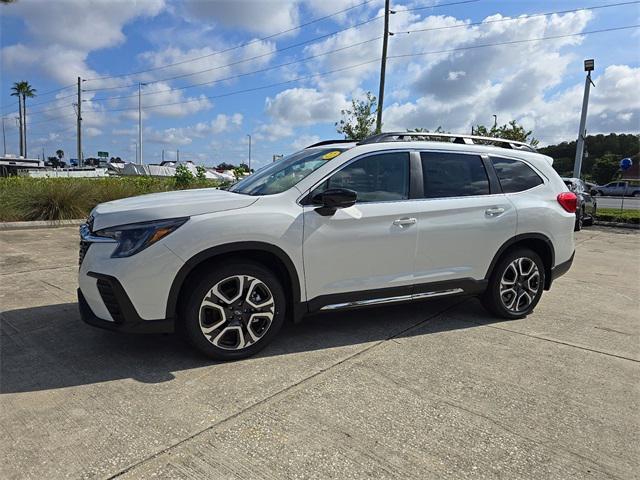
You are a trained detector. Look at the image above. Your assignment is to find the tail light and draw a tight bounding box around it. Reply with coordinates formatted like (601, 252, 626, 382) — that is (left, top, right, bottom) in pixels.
(557, 192, 577, 213)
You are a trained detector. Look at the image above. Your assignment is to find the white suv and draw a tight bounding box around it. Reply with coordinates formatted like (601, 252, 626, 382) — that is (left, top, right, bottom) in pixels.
(78, 132, 577, 360)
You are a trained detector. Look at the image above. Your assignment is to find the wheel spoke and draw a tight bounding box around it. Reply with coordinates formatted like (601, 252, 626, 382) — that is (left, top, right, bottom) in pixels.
(198, 274, 275, 351)
(518, 258, 534, 276)
(499, 257, 540, 313)
(526, 271, 540, 293)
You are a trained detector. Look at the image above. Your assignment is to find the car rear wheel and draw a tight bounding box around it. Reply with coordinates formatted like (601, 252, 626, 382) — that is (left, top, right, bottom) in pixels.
(482, 248, 545, 319)
(574, 209, 583, 231)
(181, 261, 286, 360)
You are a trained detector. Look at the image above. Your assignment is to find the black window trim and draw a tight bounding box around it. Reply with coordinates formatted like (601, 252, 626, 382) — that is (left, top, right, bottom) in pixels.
(489, 155, 547, 194)
(412, 150, 498, 200)
(298, 149, 416, 206)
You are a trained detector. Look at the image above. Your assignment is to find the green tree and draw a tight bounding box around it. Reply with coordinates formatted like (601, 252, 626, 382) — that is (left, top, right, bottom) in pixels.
(472, 120, 539, 147)
(56, 149, 64, 161)
(336, 92, 377, 140)
(10, 81, 37, 157)
(174, 164, 194, 189)
(591, 154, 621, 185)
(195, 165, 207, 181)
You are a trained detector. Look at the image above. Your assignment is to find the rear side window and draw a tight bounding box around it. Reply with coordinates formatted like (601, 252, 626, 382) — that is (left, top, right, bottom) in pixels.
(315, 152, 410, 203)
(491, 157, 543, 193)
(420, 152, 490, 198)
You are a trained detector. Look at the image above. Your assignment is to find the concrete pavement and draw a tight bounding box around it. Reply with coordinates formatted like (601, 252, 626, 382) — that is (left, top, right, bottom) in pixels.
(1, 226, 638, 479)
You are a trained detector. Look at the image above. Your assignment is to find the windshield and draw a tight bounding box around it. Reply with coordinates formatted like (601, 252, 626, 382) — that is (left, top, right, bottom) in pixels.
(229, 147, 346, 196)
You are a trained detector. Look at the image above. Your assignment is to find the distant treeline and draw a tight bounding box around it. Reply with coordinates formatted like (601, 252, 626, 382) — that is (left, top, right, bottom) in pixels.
(539, 133, 639, 184)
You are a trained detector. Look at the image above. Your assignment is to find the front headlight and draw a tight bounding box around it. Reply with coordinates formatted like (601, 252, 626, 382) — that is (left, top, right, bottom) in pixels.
(94, 217, 188, 258)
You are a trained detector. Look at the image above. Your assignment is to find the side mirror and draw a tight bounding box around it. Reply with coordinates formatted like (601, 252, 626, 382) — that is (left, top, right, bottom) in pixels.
(312, 188, 357, 215)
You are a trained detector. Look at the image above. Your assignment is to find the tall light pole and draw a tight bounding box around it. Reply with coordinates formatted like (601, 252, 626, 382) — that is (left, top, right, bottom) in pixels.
(77, 76, 83, 167)
(573, 59, 595, 179)
(246, 134, 252, 170)
(1, 117, 6, 155)
(138, 82, 147, 165)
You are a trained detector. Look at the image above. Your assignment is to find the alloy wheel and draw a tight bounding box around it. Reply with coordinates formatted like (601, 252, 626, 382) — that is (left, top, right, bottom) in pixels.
(199, 275, 275, 350)
(499, 257, 540, 313)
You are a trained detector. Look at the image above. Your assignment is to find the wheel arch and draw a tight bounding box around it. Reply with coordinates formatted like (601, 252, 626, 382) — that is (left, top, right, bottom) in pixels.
(167, 242, 304, 323)
(485, 234, 555, 290)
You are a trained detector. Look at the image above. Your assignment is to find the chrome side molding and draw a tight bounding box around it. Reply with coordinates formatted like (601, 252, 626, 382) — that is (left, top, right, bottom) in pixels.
(320, 288, 464, 311)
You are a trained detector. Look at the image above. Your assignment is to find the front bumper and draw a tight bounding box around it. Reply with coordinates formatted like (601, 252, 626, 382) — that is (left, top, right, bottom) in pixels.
(78, 273, 174, 334)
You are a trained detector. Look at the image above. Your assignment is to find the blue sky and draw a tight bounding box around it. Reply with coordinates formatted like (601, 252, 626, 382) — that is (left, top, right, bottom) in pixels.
(1, 0, 639, 168)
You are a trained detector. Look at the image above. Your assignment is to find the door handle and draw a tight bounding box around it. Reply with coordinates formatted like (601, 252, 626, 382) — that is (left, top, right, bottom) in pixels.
(485, 207, 505, 217)
(393, 217, 417, 227)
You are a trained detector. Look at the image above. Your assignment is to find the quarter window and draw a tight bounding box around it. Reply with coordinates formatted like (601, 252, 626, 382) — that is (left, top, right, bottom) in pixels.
(420, 152, 490, 198)
(313, 152, 410, 203)
(491, 157, 543, 193)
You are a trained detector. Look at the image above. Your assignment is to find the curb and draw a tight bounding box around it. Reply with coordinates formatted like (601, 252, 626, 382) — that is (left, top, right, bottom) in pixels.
(594, 220, 640, 230)
(0, 219, 84, 231)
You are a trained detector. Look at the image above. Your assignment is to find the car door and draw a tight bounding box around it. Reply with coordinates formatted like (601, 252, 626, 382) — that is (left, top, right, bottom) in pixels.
(302, 151, 424, 307)
(412, 151, 517, 289)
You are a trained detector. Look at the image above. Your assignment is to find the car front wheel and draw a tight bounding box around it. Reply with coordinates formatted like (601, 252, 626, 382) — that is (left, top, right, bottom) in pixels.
(482, 248, 545, 319)
(181, 261, 286, 360)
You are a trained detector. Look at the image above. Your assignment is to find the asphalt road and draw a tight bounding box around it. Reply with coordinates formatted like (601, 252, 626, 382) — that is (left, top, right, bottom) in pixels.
(596, 196, 640, 210)
(1, 226, 639, 479)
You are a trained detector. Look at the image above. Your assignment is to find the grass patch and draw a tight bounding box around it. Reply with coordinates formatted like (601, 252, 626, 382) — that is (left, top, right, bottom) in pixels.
(595, 207, 640, 224)
(0, 176, 225, 222)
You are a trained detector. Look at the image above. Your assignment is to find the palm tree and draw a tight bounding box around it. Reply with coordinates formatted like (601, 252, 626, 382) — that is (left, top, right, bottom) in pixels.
(10, 81, 37, 157)
(56, 149, 64, 160)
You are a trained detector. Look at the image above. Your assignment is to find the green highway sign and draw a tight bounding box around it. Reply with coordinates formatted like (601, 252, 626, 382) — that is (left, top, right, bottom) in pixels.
(98, 151, 109, 158)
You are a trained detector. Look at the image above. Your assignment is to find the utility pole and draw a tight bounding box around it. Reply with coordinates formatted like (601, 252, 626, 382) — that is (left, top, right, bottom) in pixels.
(17, 97, 24, 157)
(162, 149, 164, 163)
(246, 134, 252, 170)
(177, 149, 179, 162)
(375, 0, 392, 134)
(1, 117, 6, 155)
(574, 59, 595, 179)
(77, 76, 83, 167)
(138, 83, 143, 165)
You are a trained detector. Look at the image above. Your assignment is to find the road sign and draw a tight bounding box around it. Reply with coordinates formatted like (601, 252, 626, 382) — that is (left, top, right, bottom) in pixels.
(620, 158, 632, 171)
(98, 151, 109, 158)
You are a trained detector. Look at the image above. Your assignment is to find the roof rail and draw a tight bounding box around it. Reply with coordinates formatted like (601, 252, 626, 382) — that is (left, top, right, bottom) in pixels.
(358, 132, 537, 152)
(305, 139, 357, 148)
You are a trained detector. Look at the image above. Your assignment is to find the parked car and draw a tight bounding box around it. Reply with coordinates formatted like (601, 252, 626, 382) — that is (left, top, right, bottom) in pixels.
(596, 181, 640, 197)
(562, 177, 597, 231)
(78, 132, 576, 360)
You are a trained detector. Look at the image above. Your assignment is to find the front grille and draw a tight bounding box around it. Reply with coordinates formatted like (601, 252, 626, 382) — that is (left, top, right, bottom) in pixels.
(79, 240, 91, 266)
(96, 278, 124, 323)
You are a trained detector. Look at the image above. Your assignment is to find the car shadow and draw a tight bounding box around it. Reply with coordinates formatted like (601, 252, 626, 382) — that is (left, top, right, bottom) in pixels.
(1, 297, 497, 394)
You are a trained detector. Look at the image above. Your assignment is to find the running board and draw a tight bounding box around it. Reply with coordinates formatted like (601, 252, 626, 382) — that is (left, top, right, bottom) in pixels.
(319, 288, 464, 311)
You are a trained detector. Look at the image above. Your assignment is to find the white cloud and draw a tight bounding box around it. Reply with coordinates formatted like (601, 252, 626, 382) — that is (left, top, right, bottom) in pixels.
(1, 0, 164, 86)
(183, 0, 300, 36)
(291, 134, 320, 150)
(123, 82, 212, 118)
(254, 123, 294, 142)
(265, 88, 348, 126)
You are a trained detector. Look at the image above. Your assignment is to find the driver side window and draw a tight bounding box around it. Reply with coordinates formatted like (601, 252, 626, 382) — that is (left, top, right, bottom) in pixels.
(312, 152, 410, 203)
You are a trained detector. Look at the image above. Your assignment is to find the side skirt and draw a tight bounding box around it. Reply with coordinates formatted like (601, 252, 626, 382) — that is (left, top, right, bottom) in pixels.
(304, 278, 487, 314)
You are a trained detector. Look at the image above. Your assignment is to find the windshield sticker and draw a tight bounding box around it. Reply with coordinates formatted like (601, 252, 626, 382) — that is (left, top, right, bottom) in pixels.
(322, 150, 342, 160)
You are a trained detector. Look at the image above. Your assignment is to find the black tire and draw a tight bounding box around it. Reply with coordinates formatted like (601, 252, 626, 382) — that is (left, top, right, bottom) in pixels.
(181, 261, 286, 360)
(481, 248, 545, 320)
(633, 191, 640, 197)
(574, 209, 583, 231)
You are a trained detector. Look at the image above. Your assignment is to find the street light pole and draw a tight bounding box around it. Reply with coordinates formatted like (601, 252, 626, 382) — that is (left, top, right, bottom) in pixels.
(574, 59, 595, 179)
(1, 117, 6, 155)
(138, 83, 143, 165)
(247, 134, 252, 170)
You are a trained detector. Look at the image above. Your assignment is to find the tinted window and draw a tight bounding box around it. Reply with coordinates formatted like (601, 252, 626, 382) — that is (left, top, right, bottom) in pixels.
(491, 157, 543, 193)
(421, 152, 489, 198)
(314, 152, 409, 203)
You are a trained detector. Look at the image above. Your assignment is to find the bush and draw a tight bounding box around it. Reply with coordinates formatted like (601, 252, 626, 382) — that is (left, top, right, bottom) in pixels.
(595, 208, 640, 225)
(0, 176, 223, 222)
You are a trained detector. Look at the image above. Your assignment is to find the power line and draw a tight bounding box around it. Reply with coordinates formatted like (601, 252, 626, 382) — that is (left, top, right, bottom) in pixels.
(394, 0, 640, 34)
(82, 0, 483, 85)
(2, 91, 77, 117)
(83, 0, 379, 82)
(88, 36, 383, 102)
(94, 24, 639, 114)
(400, 0, 480, 12)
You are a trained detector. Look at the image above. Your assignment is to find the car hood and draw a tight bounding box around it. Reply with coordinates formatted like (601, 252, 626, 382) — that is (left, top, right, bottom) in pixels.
(90, 188, 258, 231)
